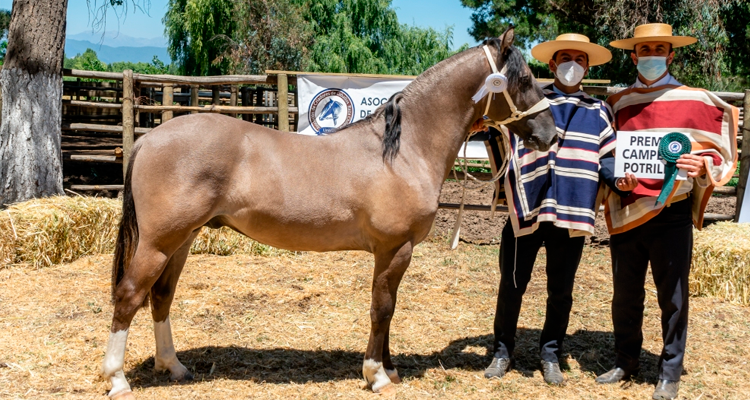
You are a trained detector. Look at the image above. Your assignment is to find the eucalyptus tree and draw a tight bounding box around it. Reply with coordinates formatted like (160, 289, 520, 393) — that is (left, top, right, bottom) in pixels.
(0, 0, 148, 206)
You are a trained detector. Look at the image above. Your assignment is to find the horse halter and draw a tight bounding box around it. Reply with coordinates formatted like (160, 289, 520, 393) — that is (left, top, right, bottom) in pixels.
(477, 45, 550, 129)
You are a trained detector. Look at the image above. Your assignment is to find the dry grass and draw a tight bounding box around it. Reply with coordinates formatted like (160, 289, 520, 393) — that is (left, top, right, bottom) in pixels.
(1, 238, 749, 399)
(0, 197, 121, 268)
(692, 221, 750, 305)
(0, 197, 282, 268)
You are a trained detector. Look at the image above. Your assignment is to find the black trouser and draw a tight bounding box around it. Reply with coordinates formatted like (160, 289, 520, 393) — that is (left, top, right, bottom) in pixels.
(610, 199, 693, 381)
(492, 221, 585, 363)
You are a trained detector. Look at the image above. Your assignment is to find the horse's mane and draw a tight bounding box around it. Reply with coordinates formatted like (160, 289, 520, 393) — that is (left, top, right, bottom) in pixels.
(483, 37, 533, 92)
(334, 35, 530, 164)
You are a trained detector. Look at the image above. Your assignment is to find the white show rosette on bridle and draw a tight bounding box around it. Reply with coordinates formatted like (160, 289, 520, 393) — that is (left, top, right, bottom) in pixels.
(472, 73, 509, 103)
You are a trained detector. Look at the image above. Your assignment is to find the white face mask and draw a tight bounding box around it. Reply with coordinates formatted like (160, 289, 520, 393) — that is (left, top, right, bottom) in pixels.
(636, 56, 668, 81)
(554, 61, 586, 87)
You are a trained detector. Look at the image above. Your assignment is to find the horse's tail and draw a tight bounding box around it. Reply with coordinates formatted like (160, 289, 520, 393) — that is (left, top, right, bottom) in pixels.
(111, 144, 142, 305)
(382, 92, 405, 163)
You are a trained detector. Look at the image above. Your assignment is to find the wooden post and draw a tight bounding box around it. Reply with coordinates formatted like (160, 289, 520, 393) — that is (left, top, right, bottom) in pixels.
(162, 84, 174, 123)
(241, 87, 250, 121)
(134, 83, 141, 127)
(277, 74, 289, 132)
(735, 89, 750, 221)
(212, 86, 220, 105)
(122, 69, 135, 180)
(254, 88, 264, 125)
(230, 85, 238, 118)
(191, 85, 199, 114)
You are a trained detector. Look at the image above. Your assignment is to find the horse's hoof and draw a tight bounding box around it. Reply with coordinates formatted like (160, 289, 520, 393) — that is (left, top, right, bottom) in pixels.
(110, 390, 136, 400)
(375, 383, 397, 397)
(171, 370, 194, 382)
(385, 368, 401, 384)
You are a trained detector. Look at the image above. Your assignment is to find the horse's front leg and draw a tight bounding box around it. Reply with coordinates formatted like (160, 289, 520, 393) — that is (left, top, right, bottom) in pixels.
(363, 241, 413, 394)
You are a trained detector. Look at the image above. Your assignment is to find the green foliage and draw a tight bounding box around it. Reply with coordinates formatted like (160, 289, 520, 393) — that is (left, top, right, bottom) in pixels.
(64, 49, 107, 72)
(1, 8, 10, 65)
(222, 0, 311, 74)
(64, 49, 175, 74)
(163, 0, 237, 75)
(163, 0, 461, 75)
(461, 0, 749, 90)
(0, 8, 10, 39)
(296, 0, 459, 74)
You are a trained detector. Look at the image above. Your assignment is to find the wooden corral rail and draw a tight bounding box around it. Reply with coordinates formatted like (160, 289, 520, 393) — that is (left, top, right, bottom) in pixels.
(60, 69, 749, 223)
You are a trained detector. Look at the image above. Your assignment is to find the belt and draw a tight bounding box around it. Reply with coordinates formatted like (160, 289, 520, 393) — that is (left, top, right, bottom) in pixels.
(666, 192, 690, 207)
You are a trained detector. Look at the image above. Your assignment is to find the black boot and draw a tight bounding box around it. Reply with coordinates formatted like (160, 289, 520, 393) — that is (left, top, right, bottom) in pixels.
(541, 360, 564, 385)
(595, 367, 637, 384)
(484, 357, 513, 379)
(653, 380, 679, 400)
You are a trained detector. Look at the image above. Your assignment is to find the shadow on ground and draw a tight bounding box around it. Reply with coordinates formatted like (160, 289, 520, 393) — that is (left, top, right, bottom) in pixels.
(127, 328, 662, 389)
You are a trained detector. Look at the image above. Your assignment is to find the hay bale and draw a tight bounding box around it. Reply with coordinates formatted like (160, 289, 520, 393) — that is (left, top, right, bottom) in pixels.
(0, 196, 121, 268)
(0, 196, 281, 268)
(692, 221, 750, 305)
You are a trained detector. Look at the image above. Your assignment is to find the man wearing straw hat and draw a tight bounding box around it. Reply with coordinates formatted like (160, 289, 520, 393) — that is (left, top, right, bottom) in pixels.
(483, 34, 624, 385)
(596, 23, 738, 400)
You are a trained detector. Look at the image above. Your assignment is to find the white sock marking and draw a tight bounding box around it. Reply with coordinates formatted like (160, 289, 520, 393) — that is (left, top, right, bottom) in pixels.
(102, 329, 132, 397)
(363, 358, 392, 392)
(154, 316, 189, 379)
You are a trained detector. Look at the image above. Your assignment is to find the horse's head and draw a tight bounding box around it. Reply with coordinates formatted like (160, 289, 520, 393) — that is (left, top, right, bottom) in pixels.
(319, 99, 343, 122)
(483, 28, 557, 151)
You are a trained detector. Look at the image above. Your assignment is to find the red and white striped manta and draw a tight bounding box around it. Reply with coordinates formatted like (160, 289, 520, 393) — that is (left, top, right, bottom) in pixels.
(603, 85, 738, 234)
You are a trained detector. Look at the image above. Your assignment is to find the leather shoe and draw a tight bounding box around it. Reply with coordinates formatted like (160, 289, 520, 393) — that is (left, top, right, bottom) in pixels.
(595, 367, 636, 384)
(540, 360, 564, 385)
(484, 357, 513, 379)
(653, 379, 679, 400)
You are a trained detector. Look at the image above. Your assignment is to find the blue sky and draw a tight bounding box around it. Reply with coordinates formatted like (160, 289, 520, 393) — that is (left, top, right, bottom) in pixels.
(0, 0, 478, 49)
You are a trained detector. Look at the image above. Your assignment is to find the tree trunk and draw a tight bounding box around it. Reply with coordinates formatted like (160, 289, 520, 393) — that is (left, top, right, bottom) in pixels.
(0, 0, 68, 206)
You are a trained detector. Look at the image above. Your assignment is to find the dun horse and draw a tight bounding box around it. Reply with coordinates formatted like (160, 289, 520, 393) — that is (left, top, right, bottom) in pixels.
(102, 28, 556, 399)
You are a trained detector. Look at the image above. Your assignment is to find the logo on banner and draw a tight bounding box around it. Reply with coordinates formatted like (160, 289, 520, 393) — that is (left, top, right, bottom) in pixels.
(308, 89, 355, 135)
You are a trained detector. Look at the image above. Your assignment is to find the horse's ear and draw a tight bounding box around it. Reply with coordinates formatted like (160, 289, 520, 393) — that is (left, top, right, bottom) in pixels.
(500, 27, 515, 55)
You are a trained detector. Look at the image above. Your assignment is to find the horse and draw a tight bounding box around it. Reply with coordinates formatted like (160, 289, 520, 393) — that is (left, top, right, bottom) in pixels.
(318, 98, 344, 126)
(101, 27, 556, 400)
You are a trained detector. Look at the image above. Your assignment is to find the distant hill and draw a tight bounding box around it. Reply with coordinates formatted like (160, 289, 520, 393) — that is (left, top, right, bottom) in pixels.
(67, 31, 168, 48)
(64, 38, 171, 65)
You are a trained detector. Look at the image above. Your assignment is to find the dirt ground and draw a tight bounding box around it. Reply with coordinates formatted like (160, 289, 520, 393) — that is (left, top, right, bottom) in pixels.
(1, 239, 749, 399)
(435, 181, 737, 246)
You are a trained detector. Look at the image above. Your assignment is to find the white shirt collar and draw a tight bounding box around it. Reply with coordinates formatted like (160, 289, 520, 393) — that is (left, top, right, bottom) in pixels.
(633, 73, 682, 89)
(550, 83, 585, 97)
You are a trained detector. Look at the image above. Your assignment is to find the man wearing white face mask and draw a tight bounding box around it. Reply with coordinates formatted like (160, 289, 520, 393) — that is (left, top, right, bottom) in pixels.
(484, 34, 622, 385)
(596, 23, 738, 400)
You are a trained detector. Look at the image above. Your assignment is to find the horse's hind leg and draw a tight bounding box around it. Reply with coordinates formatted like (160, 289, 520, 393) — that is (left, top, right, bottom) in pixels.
(363, 241, 413, 394)
(151, 230, 200, 381)
(103, 231, 194, 399)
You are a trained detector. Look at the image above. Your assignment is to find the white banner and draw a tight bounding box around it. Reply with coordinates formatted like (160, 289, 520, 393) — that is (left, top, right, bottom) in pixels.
(614, 131, 687, 180)
(297, 74, 489, 158)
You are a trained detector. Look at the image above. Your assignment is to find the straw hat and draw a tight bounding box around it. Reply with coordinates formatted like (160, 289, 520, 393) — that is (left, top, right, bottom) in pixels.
(531, 33, 612, 66)
(610, 23, 697, 49)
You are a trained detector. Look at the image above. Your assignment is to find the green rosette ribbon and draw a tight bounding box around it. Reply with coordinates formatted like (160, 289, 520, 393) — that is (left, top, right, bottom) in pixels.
(656, 132, 692, 206)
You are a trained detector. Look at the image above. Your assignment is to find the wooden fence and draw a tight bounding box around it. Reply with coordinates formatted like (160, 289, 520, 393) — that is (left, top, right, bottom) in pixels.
(60, 69, 749, 223)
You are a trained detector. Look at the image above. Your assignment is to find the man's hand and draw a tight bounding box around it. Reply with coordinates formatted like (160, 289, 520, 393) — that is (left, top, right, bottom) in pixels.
(616, 173, 638, 192)
(676, 154, 707, 178)
(470, 118, 489, 133)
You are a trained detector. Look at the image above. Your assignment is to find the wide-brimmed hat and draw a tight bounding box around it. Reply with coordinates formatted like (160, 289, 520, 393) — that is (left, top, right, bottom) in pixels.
(531, 33, 612, 66)
(610, 23, 697, 50)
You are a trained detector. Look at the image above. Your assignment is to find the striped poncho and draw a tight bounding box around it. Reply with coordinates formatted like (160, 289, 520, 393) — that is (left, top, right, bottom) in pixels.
(500, 85, 617, 236)
(604, 85, 738, 234)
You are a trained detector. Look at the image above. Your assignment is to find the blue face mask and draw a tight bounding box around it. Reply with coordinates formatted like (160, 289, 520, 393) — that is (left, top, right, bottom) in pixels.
(637, 56, 668, 81)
